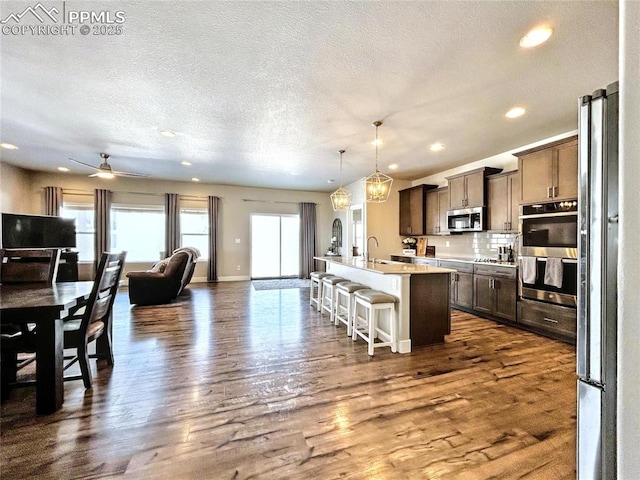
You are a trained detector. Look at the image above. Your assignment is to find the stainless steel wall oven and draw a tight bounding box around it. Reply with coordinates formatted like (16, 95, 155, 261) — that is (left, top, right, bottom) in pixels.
(519, 200, 578, 307)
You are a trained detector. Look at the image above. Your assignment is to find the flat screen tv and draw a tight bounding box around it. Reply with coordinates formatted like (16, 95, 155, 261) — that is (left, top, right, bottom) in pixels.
(1, 213, 76, 249)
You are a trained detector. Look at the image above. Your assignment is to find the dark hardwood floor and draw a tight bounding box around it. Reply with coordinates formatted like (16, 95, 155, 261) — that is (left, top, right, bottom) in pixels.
(1, 282, 577, 479)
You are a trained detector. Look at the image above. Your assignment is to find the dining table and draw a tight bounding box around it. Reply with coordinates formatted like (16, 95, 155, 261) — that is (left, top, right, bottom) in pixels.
(0, 280, 94, 414)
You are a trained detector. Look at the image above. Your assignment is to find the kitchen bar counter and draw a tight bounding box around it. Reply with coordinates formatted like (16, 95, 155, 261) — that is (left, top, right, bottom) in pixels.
(318, 256, 456, 275)
(390, 253, 518, 268)
(315, 256, 454, 353)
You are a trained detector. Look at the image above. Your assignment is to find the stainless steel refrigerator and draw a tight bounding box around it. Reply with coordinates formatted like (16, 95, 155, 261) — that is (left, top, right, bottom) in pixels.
(577, 81, 618, 479)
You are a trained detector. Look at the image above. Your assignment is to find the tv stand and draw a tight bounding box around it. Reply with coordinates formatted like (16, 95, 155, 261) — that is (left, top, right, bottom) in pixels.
(57, 251, 79, 282)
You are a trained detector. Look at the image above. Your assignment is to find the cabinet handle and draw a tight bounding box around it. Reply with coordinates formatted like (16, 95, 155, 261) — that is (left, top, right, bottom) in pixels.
(543, 317, 559, 324)
(553, 186, 558, 197)
(547, 186, 552, 198)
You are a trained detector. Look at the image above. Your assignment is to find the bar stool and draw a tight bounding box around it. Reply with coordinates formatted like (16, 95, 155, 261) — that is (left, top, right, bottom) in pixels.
(334, 282, 368, 336)
(320, 276, 347, 322)
(310, 272, 332, 311)
(352, 289, 398, 356)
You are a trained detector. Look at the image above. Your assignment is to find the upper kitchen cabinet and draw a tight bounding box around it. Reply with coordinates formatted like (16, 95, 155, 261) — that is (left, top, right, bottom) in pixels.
(446, 167, 502, 209)
(487, 170, 520, 232)
(399, 184, 437, 236)
(426, 187, 449, 235)
(515, 136, 578, 204)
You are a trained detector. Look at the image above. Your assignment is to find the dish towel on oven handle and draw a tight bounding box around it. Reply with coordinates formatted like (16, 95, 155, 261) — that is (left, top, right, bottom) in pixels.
(544, 257, 564, 288)
(521, 257, 537, 284)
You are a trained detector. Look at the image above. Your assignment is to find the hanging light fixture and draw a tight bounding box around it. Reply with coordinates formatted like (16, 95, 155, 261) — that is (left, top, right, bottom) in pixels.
(330, 149, 352, 211)
(363, 120, 393, 203)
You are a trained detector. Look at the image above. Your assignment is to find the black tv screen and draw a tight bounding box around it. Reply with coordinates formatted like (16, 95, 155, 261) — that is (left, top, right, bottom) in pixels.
(1, 213, 76, 249)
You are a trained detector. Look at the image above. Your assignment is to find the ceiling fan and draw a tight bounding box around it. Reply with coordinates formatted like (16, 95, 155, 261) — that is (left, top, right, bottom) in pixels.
(69, 153, 150, 178)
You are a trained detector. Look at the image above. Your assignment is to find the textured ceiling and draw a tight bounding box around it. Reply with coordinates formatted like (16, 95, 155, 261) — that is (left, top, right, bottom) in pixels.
(0, 1, 618, 191)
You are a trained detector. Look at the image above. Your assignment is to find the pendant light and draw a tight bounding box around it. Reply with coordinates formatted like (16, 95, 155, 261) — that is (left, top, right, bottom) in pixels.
(363, 120, 393, 203)
(330, 149, 352, 211)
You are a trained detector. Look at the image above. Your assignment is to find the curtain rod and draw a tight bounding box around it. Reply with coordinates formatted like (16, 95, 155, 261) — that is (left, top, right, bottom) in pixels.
(59, 188, 216, 200)
(243, 199, 312, 205)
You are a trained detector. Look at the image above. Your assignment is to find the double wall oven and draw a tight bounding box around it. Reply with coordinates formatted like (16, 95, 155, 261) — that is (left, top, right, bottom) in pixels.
(519, 200, 578, 307)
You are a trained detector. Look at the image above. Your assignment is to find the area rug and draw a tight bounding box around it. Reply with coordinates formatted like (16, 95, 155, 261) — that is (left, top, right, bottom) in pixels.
(252, 279, 310, 290)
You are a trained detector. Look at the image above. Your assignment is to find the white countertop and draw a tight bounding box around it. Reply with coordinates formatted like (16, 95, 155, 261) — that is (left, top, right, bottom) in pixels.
(390, 253, 518, 269)
(315, 256, 455, 275)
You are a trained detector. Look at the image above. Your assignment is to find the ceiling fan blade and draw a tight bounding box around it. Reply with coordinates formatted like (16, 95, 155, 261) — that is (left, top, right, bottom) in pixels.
(69, 157, 100, 171)
(112, 170, 150, 178)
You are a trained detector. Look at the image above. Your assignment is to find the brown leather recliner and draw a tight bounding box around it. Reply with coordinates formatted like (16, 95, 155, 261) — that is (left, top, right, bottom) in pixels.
(126, 251, 190, 305)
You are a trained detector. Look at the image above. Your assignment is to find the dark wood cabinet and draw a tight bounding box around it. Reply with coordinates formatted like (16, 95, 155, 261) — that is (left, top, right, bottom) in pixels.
(446, 167, 502, 209)
(439, 260, 474, 310)
(515, 136, 578, 204)
(472, 264, 517, 322)
(399, 184, 436, 236)
(487, 170, 520, 232)
(426, 187, 449, 235)
(517, 298, 577, 342)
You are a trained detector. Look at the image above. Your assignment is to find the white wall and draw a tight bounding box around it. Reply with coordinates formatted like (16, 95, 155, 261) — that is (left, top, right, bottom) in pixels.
(4, 169, 335, 280)
(618, 1, 640, 476)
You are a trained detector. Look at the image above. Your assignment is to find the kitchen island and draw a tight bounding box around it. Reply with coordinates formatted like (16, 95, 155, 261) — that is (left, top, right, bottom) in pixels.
(315, 256, 455, 353)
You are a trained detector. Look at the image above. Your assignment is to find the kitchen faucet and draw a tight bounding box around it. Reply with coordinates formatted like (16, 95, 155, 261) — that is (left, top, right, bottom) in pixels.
(365, 235, 379, 263)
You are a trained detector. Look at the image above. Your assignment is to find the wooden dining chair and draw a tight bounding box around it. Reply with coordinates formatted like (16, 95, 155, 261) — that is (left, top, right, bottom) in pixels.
(0, 248, 61, 285)
(63, 251, 126, 389)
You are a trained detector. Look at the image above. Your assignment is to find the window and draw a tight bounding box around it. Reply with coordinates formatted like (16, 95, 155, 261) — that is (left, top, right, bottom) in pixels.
(180, 208, 208, 259)
(61, 203, 94, 262)
(111, 205, 165, 262)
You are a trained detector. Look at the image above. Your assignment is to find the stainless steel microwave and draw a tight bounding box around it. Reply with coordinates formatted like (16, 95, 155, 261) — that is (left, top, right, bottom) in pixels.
(446, 206, 485, 232)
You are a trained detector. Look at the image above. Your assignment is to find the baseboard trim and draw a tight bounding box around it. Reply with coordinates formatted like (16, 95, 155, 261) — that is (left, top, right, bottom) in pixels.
(217, 275, 251, 282)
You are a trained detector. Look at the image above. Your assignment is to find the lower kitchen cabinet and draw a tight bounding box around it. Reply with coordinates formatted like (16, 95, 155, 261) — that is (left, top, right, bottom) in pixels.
(472, 264, 517, 322)
(517, 298, 577, 342)
(439, 260, 474, 310)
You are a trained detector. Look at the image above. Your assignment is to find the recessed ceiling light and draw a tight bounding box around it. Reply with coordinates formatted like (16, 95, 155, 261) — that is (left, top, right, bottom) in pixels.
(181, 161, 192, 166)
(430, 143, 445, 152)
(388, 163, 399, 170)
(505, 106, 527, 119)
(520, 26, 553, 48)
(57, 167, 70, 172)
(160, 130, 177, 138)
(191, 177, 200, 182)
(327, 179, 335, 184)
(0, 142, 18, 150)
(371, 139, 383, 147)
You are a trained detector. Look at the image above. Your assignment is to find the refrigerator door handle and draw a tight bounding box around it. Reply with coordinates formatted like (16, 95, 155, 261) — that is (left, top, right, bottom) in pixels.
(577, 96, 591, 379)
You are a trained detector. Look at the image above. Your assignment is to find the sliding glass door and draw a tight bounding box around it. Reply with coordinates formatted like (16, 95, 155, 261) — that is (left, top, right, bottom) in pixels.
(251, 214, 300, 279)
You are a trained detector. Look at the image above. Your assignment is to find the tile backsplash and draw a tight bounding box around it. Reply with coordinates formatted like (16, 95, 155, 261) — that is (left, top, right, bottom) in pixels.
(424, 232, 519, 260)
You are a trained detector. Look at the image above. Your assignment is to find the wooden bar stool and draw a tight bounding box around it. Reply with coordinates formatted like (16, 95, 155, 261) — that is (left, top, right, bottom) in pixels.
(310, 272, 332, 312)
(334, 282, 368, 336)
(352, 289, 398, 356)
(320, 276, 347, 322)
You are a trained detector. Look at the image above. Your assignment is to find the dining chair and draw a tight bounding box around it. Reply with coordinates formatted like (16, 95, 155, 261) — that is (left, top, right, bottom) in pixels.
(63, 251, 126, 389)
(0, 248, 61, 285)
